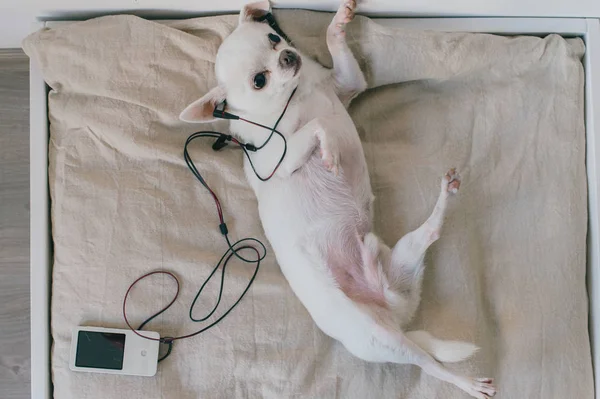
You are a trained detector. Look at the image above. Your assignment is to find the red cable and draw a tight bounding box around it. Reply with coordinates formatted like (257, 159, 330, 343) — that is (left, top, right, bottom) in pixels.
(122, 271, 180, 342)
(122, 87, 296, 347)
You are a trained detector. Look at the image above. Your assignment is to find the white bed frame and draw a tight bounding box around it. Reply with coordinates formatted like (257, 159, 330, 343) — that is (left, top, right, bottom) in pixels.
(29, 14, 600, 399)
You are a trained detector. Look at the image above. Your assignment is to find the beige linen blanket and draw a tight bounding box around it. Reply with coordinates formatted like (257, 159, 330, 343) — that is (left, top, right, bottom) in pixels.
(24, 10, 593, 399)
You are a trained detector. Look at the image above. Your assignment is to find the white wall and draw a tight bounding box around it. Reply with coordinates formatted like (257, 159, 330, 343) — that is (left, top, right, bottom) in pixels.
(3, 0, 600, 48)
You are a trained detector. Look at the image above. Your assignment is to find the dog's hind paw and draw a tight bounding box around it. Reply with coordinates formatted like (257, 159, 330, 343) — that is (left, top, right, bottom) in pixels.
(443, 168, 461, 195)
(461, 378, 497, 399)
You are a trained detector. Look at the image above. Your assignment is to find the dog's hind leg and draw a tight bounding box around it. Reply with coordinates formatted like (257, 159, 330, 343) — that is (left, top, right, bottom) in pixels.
(369, 327, 495, 399)
(389, 169, 461, 321)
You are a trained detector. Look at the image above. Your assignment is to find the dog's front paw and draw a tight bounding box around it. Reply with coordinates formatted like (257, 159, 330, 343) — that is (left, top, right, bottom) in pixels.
(330, 0, 356, 38)
(320, 147, 340, 176)
(442, 168, 461, 195)
(316, 131, 340, 176)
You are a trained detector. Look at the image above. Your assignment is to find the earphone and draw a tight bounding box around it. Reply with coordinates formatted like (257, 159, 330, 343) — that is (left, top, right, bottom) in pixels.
(209, 88, 297, 181)
(122, 86, 297, 362)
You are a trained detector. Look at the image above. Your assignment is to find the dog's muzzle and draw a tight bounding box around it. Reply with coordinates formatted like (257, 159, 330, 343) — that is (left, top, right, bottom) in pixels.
(278, 49, 302, 74)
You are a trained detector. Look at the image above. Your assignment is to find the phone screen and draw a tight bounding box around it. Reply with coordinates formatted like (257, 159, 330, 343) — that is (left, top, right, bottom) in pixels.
(75, 331, 126, 370)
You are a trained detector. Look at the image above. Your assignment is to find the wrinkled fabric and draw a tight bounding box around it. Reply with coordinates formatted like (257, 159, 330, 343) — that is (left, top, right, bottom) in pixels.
(23, 11, 592, 399)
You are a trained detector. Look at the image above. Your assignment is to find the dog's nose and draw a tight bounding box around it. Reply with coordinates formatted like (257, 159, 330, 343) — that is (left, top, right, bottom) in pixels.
(279, 49, 298, 68)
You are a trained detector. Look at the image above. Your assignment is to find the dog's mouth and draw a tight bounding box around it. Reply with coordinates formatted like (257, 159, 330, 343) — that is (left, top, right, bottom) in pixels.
(278, 49, 302, 76)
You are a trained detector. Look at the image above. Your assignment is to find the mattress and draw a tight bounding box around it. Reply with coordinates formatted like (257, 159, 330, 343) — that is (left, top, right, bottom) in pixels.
(23, 9, 593, 399)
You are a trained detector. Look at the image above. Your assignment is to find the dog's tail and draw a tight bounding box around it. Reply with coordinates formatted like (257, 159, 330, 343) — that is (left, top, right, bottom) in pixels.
(405, 330, 478, 363)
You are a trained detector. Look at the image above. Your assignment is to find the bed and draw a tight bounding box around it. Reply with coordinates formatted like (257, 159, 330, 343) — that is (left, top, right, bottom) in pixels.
(25, 9, 596, 398)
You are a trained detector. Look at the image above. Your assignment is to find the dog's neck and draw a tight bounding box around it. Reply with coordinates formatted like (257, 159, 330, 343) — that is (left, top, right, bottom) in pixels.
(228, 92, 300, 145)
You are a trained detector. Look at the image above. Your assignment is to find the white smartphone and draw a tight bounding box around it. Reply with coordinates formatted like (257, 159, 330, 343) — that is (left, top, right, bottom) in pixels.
(69, 326, 160, 377)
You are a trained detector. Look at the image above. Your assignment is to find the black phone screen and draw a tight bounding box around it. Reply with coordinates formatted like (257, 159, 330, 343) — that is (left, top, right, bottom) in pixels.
(75, 331, 126, 370)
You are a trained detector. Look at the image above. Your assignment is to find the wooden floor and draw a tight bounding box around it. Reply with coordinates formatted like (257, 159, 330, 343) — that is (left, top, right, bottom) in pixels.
(0, 49, 31, 399)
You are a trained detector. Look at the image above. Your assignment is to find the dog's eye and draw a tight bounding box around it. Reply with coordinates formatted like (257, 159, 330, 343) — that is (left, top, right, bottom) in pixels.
(268, 33, 281, 45)
(253, 72, 267, 90)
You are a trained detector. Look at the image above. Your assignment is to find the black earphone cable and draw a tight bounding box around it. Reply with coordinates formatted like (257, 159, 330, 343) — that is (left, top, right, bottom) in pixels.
(123, 87, 297, 363)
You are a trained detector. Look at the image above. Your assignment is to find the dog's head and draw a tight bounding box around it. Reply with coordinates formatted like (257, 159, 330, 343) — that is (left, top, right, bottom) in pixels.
(180, 0, 301, 123)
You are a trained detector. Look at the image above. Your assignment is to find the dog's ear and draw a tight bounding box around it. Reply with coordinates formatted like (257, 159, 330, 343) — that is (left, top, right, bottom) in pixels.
(179, 86, 226, 123)
(239, 0, 271, 25)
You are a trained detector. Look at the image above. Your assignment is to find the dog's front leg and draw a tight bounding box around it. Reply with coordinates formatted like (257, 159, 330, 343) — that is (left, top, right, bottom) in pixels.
(327, 0, 367, 106)
(276, 117, 341, 178)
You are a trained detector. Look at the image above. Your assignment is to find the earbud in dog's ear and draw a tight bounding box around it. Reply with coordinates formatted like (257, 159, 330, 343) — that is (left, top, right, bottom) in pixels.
(258, 13, 292, 44)
(239, 0, 271, 24)
(212, 101, 239, 120)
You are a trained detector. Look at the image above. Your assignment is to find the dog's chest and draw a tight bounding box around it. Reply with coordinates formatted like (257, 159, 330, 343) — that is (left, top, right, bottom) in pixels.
(236, 87, 340, 180)
(280, 86, 339, 132)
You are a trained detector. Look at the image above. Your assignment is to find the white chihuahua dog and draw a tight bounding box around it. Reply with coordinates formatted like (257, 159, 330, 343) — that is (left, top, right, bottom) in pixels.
(180, 1, 496, 397)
